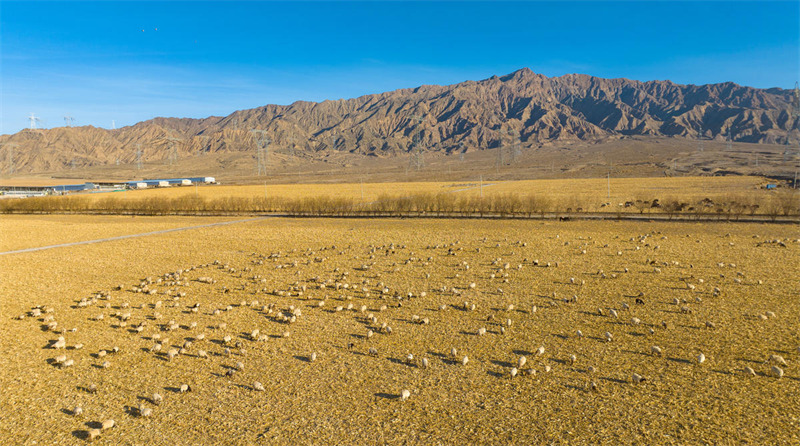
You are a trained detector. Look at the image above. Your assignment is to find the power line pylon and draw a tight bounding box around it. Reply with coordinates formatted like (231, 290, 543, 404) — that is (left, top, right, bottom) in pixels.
(250, 129, 270, 176)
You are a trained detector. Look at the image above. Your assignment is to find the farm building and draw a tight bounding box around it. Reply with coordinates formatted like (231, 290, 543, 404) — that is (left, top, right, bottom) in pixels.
(0, 176, 216, 197)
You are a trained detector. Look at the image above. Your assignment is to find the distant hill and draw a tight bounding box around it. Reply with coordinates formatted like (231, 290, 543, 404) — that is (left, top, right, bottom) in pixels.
(1, 68, 797, 175)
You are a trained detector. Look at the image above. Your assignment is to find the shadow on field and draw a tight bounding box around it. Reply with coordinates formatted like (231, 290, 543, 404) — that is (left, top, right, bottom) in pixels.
(666, 357, 692, 364)
(72, 430, 90, 440)
(490, 359, 513, 368)
(600, 376, 627, 385)
(375, 392, 399, 400)
(622, 349, 650, 358)
(428, 351, 458, 365)
(565, 384, 587, 392)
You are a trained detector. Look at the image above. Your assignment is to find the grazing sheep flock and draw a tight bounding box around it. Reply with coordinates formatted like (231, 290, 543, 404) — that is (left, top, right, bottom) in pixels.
(1, 216, 798, 444)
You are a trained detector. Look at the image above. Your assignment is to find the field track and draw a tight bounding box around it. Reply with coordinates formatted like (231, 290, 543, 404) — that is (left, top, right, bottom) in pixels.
(0, 217, 267, 256)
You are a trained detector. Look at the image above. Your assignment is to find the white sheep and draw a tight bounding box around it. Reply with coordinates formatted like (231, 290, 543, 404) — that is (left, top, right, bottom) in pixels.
(771, 366, 784, 379)
(651, 346, 663, 357)
(400, 389, 411, 401)
(768, 355, 787, 366)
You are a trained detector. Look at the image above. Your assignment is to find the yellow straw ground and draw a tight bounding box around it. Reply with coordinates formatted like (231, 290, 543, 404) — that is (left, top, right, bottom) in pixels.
(1, 216, 798, 445)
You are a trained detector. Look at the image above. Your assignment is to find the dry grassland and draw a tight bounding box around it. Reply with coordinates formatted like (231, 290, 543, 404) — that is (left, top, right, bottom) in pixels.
(75, 176, 768, 208)
(1, 216, 798, 445)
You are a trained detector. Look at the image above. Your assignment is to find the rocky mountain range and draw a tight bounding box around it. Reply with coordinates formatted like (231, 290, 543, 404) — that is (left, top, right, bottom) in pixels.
(1, 68, 797, 175)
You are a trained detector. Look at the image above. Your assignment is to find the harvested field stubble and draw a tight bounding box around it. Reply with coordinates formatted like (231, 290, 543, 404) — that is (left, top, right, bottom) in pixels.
(1, 216, 798, 445)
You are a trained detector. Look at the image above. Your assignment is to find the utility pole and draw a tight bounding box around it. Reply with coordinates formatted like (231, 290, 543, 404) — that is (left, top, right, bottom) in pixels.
(136, 144, 143, 170)
(480, 175, 483, 198)
(607, 171, 611, 199)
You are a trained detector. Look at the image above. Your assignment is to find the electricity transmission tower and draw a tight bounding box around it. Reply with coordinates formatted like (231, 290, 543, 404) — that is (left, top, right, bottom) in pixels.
(408, 115, 426, 171)
(64, 116, 75, 127)
(726, 127, 733, 151)
(250, 129, 270, 176)
(28, 113, 41, 130)
(330, 133, 339, 151)
(164, 136, 182, 165)
(698, 123, 704, 152)
(136, 144, 143, 170)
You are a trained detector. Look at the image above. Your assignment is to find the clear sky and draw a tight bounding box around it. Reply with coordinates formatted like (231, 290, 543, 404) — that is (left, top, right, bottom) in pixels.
(1, 0, 798, 134)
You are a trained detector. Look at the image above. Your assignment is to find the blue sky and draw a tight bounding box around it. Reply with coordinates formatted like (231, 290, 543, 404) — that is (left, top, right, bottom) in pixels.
(1, 0, 798, 134)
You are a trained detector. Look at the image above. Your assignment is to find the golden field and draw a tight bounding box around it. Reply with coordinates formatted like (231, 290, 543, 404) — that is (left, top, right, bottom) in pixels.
(4, 176, 797, 219)
(75, 176, 770, 206)
(1, 215, 798, 445)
